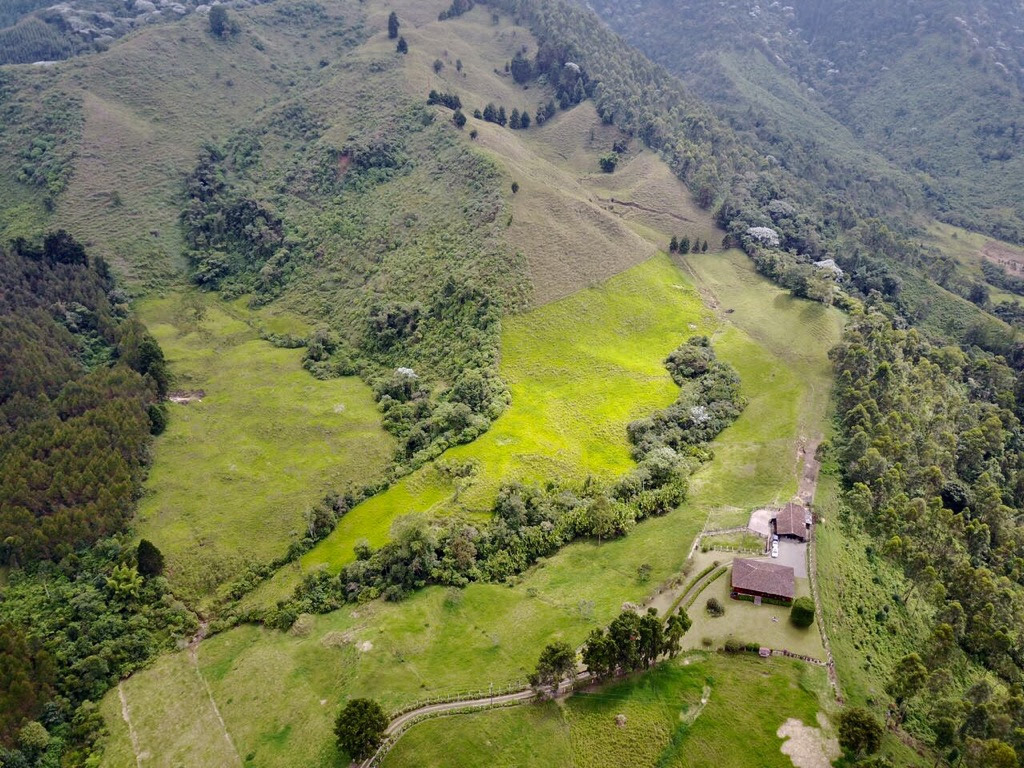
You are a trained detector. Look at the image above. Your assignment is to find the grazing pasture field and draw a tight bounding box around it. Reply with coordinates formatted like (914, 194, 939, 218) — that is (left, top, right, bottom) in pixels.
(102, 247, 843, 768)
(134, 293, 394, 605)
(297, 254, 706, 575)
(384, 655, 832, 768)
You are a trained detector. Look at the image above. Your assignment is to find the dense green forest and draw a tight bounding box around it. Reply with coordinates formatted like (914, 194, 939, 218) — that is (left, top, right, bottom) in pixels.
(0, 232, 167, 564)
(0, 234, 193, 764)
(833, 307, 1024, 761)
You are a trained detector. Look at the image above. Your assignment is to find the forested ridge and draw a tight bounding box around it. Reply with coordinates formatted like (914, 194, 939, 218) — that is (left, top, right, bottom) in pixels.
(0, 232, 167, 564)
(833, 308, 1024, 761)
(0, 234, 194, 764)
(584, 0, 1024, 246)
(474, 0, 1021, 359)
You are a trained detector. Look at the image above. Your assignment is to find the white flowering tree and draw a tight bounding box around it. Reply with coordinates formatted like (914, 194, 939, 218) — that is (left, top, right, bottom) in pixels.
(745, 226, 780, 248)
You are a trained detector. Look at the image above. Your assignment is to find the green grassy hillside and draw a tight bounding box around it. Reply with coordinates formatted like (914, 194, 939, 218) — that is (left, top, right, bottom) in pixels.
(134, 293, 394, 605)
(0, 2, 860, 766)
(99, 239, 842, 767)
(385, 655, 832, 768)
(293, 255, 703, 576)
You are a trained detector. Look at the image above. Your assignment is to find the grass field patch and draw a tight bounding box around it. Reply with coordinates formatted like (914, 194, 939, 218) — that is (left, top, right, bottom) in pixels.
(296, 253, 706, 574)
(383, 654, 830, 768)
(135, 292, 394, 605)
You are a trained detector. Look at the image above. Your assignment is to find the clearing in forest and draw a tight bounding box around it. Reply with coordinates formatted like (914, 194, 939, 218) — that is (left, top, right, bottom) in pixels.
(134, 293, 394, 605)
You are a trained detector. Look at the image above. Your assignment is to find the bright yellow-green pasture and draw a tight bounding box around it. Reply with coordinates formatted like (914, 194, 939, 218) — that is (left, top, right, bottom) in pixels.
(298, 254, 709, 573)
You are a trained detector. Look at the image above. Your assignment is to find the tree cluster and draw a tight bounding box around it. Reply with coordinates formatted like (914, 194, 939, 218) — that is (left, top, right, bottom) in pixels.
(427, 89, 462, 110)
(833, 309, 1024, 759)
(669, 235, 708, 254)
(438, 0, 474, 21)
(0, 536, 195, 761)
(627, 337, 746, 463)
(335, 698, 387, 761)
(475, 102, 532, 130)
(181, 143, 288, 298)
(582, 607, 691, 681)
(0, 234, 167, 567)
(266, 343, 743, 626)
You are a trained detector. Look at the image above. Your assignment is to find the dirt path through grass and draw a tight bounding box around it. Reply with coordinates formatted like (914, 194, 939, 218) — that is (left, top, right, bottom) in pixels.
(117, 684, 144, 768)
(188, 623, 242, 767)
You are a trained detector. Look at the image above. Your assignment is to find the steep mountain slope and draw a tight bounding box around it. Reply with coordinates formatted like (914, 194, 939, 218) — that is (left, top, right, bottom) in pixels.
(584, 0, 1024, 243)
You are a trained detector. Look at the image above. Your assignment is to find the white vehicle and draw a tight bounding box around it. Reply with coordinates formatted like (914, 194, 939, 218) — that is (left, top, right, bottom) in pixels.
(771, 542, 780, 558)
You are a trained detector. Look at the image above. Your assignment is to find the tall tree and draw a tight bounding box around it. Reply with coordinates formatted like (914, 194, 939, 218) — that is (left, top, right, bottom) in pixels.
(387, 10, 399, 39)
(582, 628, 615, 680)
(886, 653, 928, 717)
(638, 608, 664, 666)
(665, 609, 691, 657)
(137, 539, 165, 578)
(837, 707, 883, 759)
(530, 641, 576, 694)
(208, 5, 230, 38)
(335, 699, 388, 760)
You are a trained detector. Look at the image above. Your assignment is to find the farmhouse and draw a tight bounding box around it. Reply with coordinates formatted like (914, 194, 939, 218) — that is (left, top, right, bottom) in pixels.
(730, 558, 795, 604)
(773, 502, 810, 542)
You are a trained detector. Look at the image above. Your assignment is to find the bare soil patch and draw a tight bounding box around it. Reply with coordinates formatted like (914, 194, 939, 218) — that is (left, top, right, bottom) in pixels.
(777, 715, 839, 768)
(168, 389, 205, 404)
(982, 240, 1024, 274)
(748, 508, 775, 537)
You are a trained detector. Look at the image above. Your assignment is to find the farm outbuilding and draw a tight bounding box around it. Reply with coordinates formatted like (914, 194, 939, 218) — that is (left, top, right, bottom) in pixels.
(730, 558, 795, 604)
(773, 503, 810, 542)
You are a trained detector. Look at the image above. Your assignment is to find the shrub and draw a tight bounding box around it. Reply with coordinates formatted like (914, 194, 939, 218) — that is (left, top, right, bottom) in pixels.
(790, 596, 815, 628)
(636, 563, 652, 584)
(706, 597, 725, 617)
(208, 6, 237, 38)
(136, 539, 165, 578)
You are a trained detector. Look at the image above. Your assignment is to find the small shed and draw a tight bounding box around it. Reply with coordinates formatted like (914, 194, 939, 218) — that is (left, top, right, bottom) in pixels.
(773, 503, 810, 542)
(731, 558, 795, 604)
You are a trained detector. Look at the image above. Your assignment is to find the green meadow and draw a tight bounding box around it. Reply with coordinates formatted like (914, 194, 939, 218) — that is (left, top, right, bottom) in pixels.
(101, 249, 844, 768)
(384, 654, 833, 768)
(296, 254, 704, 574)
(134, 293, 394, 605)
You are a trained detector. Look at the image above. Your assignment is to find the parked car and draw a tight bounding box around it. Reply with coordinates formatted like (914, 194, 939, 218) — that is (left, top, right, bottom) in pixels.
(771, 534, 779, 543)
(771, 542, 779, 558)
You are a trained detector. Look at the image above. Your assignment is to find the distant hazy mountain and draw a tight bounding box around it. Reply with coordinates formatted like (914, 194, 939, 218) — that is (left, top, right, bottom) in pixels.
(584, 0, 1024, 241)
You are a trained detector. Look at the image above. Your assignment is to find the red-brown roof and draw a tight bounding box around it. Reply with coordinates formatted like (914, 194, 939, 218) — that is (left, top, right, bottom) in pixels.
(775, 503, 809, 539)
(731, 558, 795, 600)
